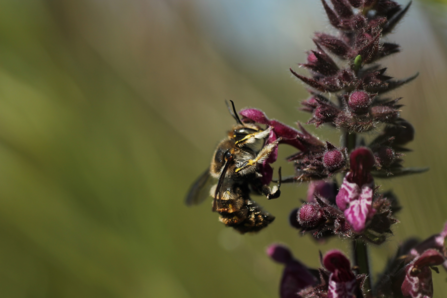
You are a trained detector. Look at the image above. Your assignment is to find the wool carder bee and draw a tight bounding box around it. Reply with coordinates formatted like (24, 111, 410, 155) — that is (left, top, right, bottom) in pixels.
(185, 101, 281, 233)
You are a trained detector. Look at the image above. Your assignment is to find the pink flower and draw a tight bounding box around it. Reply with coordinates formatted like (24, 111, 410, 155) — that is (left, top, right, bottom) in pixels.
(336, 147, 376, 233)
(240, 108, 309, 152)
(401, 249, 445, 298)
(240, 108, 323, 184)
(323, 250, 358, 298)
(401, 222, 447, 298)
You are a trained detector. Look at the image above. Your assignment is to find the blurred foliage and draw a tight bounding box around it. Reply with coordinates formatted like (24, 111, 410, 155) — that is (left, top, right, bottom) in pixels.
(0, 0, 445, 297)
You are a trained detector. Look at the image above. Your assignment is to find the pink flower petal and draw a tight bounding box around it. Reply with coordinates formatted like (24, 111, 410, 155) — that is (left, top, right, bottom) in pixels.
(401, 249, 445, 298)
(323, 250, 352, 274)
(240, 108, 271, 125)
(348, 147, 375, 186)
(240, 108, 307, 151)
(260, 163, 274, 185)
(336, 177, 359, 211)
(269, 120, 302, 140)
(328, 278, 357, 298)
(343, 185, 374, 233)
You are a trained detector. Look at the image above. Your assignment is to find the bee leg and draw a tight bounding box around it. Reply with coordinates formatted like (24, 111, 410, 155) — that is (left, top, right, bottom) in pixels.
(262, 167, 282, 200)
(235, 138, 281, 173)
(235, 127, 272, 146)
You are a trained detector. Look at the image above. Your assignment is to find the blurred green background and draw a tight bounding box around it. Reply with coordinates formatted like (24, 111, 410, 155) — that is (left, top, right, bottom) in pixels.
(0, 0, 446, 297)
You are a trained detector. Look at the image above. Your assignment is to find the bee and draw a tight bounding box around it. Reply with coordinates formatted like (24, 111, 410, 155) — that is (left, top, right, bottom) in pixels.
(185, 101, 282, 234)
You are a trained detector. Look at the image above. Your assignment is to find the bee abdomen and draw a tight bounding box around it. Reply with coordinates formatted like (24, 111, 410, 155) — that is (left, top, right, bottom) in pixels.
(218, 198, 275, 234)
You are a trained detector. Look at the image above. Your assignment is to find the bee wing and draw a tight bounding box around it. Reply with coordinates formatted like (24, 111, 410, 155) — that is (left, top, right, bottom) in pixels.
(185, 168, 215, 206)
(212, 157, 233, 211)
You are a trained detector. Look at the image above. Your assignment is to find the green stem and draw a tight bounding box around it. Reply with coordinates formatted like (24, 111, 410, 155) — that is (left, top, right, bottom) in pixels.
(343, 131, 357, 151)
(342, 131, 372, 296)
(353, 240, 372, 297)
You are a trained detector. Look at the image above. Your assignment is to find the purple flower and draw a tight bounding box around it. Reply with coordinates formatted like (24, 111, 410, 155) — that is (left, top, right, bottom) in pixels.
(323, 250, 358, 298)
(401, 249, 445, 298)
(336, 147, 376, 233)
(240, 108, 323, 184)
(240, 108, 312, 152)
(267, 244, 318, 298)
(409, 222, 447, 263)
(399, 222, 447, 298)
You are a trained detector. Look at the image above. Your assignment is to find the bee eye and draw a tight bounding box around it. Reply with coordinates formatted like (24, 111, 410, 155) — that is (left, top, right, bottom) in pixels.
(224, 150, 233, 160)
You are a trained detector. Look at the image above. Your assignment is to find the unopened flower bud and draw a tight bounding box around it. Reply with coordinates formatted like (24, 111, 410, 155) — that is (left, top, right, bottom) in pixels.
(348, 91, 371, 114)
(307, 51, 318, 64)
(301, 96, 318, 113)
(375, 146, 395, 167)
(371, 105, 399, 122)
(289, 208, 302, 229)
(384, 119, 414, 145)
(314, 105, 339, 123)
(323, 149, 346, 172)
(298, 203, 324, 228)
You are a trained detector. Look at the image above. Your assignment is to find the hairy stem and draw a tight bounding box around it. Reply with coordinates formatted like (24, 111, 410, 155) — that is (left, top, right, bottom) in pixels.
(343, 130, 372, 296)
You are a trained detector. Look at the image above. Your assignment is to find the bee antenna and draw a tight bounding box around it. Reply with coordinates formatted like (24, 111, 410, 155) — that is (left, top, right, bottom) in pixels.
(225, 100, 244, 126)
(277, 167, 282, 188)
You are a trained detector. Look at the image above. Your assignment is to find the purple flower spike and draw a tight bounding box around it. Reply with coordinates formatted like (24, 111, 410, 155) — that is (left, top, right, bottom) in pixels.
(323, 250, 357, 298)
(267, 244, 318, 298)
(336, 147, 376, 233)
(401, 249, 445, 298)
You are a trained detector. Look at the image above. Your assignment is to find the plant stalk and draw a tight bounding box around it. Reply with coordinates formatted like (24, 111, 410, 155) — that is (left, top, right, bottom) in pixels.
(353, 239, 372, 297)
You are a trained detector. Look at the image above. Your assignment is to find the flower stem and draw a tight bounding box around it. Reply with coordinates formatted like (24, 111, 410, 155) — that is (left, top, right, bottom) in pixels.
(353, 240, 372, 297)
(343, 131, 357, 151)
(343, 130, 372, 296)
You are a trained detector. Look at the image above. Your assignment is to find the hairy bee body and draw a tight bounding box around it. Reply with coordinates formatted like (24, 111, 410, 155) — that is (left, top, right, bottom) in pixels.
(213, 183, 275, 234)
(185, 103, 280, 233)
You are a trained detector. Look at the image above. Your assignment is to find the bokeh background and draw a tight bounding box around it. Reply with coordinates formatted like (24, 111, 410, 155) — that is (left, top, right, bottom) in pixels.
(0, 0, 446, 297)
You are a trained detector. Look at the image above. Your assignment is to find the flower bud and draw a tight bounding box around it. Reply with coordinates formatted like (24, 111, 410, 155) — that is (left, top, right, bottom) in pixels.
(348, 91, 371, 114)
(289, 208, 302, 229)
(340, 14, 366, 30)
(375, 146, 395, 167)
(307, 51, 318, 64)
(323, 149, 346, 172)
(298, 203, 324, 228)
(371, 105, 399, 122)
(384, 119, 414, 145)
(301, 96, 318, 113)
(314, 105, 339, 123)
(315, 33, 350, 58)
